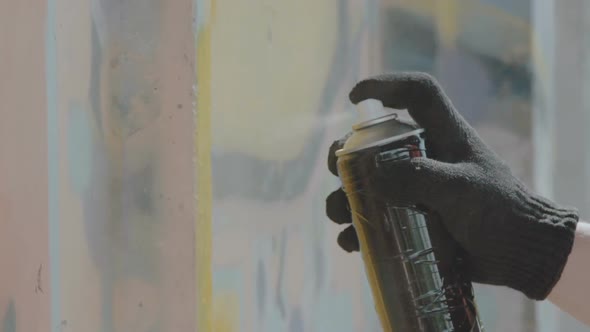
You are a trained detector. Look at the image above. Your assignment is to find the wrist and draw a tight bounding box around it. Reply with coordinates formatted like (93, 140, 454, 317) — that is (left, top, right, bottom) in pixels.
(471, 193, 578, 300)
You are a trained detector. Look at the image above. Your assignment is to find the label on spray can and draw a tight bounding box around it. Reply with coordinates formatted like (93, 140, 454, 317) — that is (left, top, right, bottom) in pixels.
(336, 99, 483, 332)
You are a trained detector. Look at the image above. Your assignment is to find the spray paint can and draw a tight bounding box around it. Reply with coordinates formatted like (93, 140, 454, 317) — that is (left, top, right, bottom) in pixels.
(336, 99, 484, 332)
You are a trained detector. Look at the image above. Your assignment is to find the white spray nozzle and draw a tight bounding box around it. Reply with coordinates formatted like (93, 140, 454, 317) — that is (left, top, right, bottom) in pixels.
(356, 99, 394, 123)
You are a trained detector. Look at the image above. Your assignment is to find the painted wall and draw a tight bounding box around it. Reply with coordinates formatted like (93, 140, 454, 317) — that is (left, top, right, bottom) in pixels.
(47, 1, 197, 331)
(1, 0, 588, 331)
(205, 0, 382, 330)
(204, 0, 537, 331)
(0, 1, 50, 332)
(3, 0, 197, 331)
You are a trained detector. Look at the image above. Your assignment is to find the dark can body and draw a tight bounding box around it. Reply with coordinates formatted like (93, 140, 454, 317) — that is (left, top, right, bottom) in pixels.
(336, 115, 483, 332)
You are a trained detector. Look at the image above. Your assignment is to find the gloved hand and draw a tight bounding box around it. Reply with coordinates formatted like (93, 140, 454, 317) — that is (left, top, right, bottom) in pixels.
(327, 72, 579, 300)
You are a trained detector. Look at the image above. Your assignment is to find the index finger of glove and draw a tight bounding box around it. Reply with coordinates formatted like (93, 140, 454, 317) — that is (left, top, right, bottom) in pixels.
(328, 132, 352, 176)
(349, 72, 474, 155)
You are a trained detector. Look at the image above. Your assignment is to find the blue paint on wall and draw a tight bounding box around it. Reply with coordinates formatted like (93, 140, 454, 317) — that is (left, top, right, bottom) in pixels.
(67, 103, 94, 194)
(288, 307, 303, 332)
(2, 300, 16, 332)
(481, 0, 530, 20)
(212, 268, 245, 329)
(256, 259, 266, 320)
(45, 0, 61, 330)
(313, 293, 355, 332)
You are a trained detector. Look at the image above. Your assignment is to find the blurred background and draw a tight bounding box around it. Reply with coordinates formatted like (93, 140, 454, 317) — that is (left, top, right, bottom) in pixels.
(1, 0, 590, 331)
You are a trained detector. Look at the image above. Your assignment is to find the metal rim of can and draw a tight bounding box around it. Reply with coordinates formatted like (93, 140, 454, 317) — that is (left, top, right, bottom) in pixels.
(335, 128, 425, 157)
(352, 113, 399, 131)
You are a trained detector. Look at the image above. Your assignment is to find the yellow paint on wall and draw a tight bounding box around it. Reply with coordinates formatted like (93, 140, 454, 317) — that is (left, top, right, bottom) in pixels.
(195, 1, 214, 332)
(212, 293, 240, 332)
(210, 0, 339, 160)
(434, 0, 459, 47)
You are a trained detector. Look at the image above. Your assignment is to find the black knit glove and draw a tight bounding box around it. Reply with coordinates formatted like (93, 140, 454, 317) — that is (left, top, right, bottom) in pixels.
(327, 72, 579, 300)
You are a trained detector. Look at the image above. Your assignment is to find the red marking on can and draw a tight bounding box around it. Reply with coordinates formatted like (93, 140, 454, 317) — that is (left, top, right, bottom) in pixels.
(407, 145, 421, 158)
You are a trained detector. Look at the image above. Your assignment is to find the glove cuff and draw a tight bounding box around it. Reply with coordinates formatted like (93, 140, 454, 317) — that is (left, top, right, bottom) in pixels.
(474, 192, 578, 300)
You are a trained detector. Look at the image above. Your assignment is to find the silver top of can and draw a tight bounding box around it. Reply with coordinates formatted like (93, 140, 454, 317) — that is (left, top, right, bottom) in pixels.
(336, 99, 424, 156)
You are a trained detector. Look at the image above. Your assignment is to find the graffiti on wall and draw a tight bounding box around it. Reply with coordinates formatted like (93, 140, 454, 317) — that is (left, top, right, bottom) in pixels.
(205, 0, 536, 331)
(205, 0, 381, 331)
